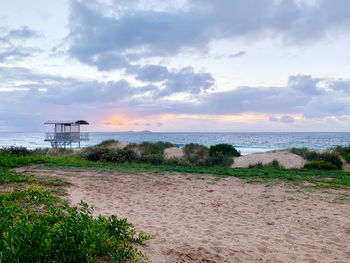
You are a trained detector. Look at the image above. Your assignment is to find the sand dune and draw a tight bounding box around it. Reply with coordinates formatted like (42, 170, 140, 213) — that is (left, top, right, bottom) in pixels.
(23, 167, 350, 263)
(164, 147, 184, 159)
(107, 141, 130, 149)
(232, 150, 307, 169)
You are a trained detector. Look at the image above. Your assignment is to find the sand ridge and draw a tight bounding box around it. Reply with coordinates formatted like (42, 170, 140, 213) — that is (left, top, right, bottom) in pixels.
(232, 150, 307, 169)
(164, 147, 184, 159)
(22, 167, 350, 263)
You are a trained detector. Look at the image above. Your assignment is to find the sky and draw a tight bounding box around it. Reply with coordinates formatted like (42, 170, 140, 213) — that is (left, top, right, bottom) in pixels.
(1, 0, 350, 132)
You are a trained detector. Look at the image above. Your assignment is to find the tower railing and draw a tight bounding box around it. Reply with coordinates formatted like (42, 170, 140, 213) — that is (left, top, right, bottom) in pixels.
(45, 132, 89, 141)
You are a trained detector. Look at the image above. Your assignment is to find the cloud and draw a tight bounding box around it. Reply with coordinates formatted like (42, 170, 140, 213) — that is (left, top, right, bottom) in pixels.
(280, 115, 295, 123)
(104, 120, 124, 126)
(1, 65, 350, 131)
(269, 116, 278, 122)
(63, 0, 350, 111)
(0, 26, 41, 63)
(0, 47, 42, 63)
(229, 51, 246, 58)
(128, 65, 214, 96)
(68, 0, 350, 70)
(287, 75, 322, 95)
(6, 26, 39, 39)
(63, 0, 350, 104)
(143, 74, 350, 119)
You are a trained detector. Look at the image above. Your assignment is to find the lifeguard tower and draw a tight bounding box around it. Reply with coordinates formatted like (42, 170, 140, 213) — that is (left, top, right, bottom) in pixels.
(44, 120, 89, 148)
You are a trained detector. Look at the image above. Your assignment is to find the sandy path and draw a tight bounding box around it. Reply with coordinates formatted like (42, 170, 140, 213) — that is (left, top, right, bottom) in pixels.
(25, 168, 350, 263)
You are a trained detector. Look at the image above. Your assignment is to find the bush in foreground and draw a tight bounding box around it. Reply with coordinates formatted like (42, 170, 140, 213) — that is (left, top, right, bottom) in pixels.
(304, 160, 338, 170)
(0, 186, 150, 263)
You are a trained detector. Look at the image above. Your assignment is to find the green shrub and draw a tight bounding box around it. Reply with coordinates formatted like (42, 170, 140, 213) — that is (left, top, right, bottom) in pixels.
(248, 162, 264, 169)
(304, 160, 338, 170)
(208, 152, 234, 167)
(209, 144, 241, 157)
(248, 160, 281, 169)
(290, 147, 309, 157)
(0, 186, 150, 262)
(290, 148, 342, 169)
(319, 152, 342, 169)
(140, 153, 165, 165)
(83, 147, 137, 163)
(0, 146, 32, 156)
(31, 147, 50, 156)
(346, 153, 350, 163)
(304, 151, 321, 161)
(139, 141, 174, 155)
(335, 146, 350, 163)
(207, 144, 240, 167)
(165, 157, 190, 166)
(265, 159, 282, 168)
(96, 139, 118, 147)
(184, 143, 210, 166)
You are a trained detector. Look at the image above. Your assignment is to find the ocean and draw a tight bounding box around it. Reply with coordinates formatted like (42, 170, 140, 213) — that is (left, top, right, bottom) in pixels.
(1, 132, 350, 155)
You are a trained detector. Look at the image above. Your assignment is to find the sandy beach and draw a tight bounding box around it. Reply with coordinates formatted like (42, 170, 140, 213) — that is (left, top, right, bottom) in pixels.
(18, 164, 350, 263)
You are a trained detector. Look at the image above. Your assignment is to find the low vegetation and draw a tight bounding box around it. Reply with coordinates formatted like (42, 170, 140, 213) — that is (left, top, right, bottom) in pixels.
(248, 159, 281, 169)
(304, 160, 338, 170)
(0, 149, 151, 262)
(335, 145, 350, 163)
(183, 143, 210, 166)
(209, 144, 241, 157)
(290, 147, 343, 169)
(78, 141, 240, 168)
(0, 185, 150, 263)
